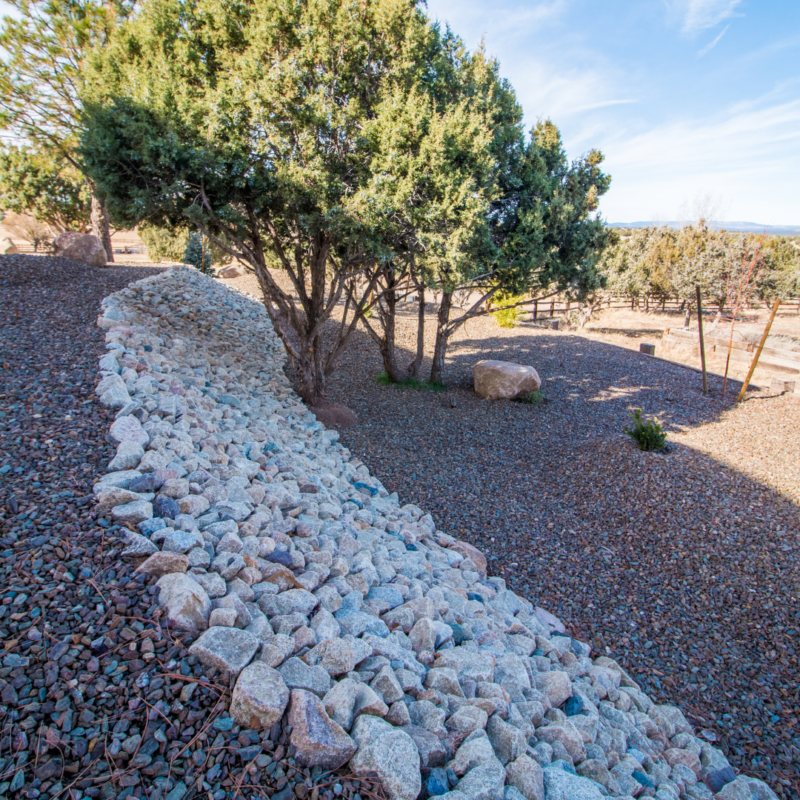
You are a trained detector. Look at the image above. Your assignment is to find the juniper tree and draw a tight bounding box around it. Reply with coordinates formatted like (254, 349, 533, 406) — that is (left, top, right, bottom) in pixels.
(425, 120, 611, 384)
(0, 145, 91, 232)
(0, 0, 134, 259)
(81, 0, 445, 405)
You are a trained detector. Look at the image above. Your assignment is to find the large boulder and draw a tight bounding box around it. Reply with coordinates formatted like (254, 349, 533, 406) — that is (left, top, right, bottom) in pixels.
(217, 264, 243, 279)
(53, 231, 107, 267)
(472, 360, 541, 401)
(1, 237, 17, 255)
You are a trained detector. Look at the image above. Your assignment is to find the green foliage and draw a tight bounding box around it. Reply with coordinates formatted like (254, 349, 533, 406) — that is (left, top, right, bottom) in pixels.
(374, 373, 445, 392)
(597, 224, 800, 308)
(78, 0, 611, 395)
(0, 0, 134, 239)
(0, 146, 90, 231)
(138, 222, 188, 263)
(79, 0, 449, 403)
(139, 222, 233, 266)
(183, 232, 212, 274)
(516, 389, 545, 406)
(625, 408, 667, 452)
(491, 292, 525, 328)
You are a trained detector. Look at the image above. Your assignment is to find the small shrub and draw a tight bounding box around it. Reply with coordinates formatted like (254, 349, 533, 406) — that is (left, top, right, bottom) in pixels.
(140, 222, 232, 267)
(184, 232, 213, 274)
(625, 408, 667, 451)
(491, 292, 525, 328)
(516, 389, 545, 405)
(375, 373, 445, 391)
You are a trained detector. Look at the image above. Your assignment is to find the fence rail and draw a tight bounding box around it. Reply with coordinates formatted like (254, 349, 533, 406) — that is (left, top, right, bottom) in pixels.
(662, 328, 800, 373)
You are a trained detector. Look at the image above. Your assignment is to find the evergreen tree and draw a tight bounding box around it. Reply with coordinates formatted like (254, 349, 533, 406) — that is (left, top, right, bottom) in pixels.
(80, 0, 462, 405)
(0, 145, 91, 232)
(183, 232, 212, 274)
(0, 0, 135, 259)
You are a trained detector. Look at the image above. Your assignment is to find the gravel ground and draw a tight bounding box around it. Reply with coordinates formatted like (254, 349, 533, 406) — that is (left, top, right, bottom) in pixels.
(0, 257, 387, 800)
(300, 301, 800, 799)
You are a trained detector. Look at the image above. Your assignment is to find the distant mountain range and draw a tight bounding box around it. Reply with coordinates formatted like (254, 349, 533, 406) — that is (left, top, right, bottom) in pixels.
(607, 221, 800, 236)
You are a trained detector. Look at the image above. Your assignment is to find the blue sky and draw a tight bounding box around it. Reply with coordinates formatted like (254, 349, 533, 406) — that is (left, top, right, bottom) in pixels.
(425, 0, 800, 225)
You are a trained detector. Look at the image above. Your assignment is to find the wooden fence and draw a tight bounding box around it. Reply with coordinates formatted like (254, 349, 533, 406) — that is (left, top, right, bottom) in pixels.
(662, 328, 800, 373)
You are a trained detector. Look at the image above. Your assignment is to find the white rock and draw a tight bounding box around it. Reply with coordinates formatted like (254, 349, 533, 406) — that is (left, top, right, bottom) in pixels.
(109, 415, 150, 447)
(112, 500, 153, 525)
(156, 573, 211, 634)
(472, 360, 541, 401)
(230, 662, 289, 729)
(108, 440, 145, 471)
(350, 718, 421, 800)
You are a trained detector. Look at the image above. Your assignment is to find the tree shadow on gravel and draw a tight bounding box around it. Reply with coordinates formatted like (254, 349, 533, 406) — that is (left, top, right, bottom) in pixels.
(325, 318, 800, 799)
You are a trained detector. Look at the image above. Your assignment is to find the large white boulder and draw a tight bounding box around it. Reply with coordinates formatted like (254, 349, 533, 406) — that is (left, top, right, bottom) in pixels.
(472, 360, 541, 401)
(53, 231, 107, 267)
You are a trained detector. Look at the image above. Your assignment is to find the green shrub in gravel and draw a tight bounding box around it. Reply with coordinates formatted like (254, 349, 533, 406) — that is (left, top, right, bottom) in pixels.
(516, 389, 546, 405)
(375, 372, 445, 391)
(625, 408, 667, 451)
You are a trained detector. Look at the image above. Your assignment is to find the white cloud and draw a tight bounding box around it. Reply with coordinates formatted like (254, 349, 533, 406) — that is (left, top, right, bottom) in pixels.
(428, 0, 565, 43)
(697, 23, 730, 57)
(676, 0, 743, 34)
(599, 97, 800, 223)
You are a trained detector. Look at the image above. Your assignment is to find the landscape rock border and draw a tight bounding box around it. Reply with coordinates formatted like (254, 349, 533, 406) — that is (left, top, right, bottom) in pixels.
(92, 267, 777, 800)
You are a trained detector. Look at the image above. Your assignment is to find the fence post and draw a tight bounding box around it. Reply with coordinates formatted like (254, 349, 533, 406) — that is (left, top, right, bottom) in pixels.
(696, 286, 708, 396)
(533, 299, 538, 320)
(737, 299, 781, 403)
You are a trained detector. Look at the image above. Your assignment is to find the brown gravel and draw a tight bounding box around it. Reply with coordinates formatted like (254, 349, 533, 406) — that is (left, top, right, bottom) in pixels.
(303, 300, 800, 798)
(0, 257, 385, 800)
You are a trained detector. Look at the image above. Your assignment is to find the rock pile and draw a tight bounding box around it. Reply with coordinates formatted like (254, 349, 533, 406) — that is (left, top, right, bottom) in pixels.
(94, 267, 776, 800)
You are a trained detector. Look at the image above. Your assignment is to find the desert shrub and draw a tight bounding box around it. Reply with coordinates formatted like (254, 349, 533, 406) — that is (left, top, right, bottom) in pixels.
(491, 292, 525, 328)
(374, 373, 444, 391)
(138, 222, 188, 262)
(625, 408, 667, 451)
(516, 389, 545, 405)
(3, 212, 53, 251)
(140, 222, 232, 267)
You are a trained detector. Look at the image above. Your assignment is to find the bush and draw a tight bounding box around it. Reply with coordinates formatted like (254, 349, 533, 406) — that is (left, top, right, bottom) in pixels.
(491, 292, 525, 328)
(184, 232, 213, 274)
(138, 222, 188, 262)
(625, 408, 667, 451)
(516, 389, 545, 405)
(139, 222, 232, 267)
(375, 373, 444, 391)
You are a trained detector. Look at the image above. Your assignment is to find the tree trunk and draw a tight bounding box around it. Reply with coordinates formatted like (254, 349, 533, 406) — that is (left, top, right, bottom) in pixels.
(294, 342, 326, 407)
(407, 290, 426, 378)
(684, 306, 692, 328)
(379, 285, 406, 383)
(430, 291, 452, 385)
(91, 193, 114, 262)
